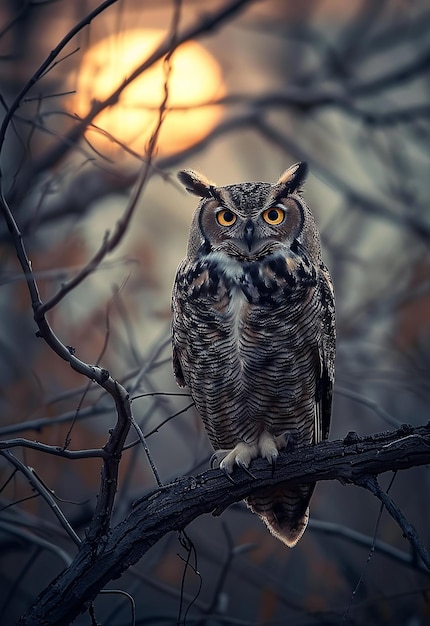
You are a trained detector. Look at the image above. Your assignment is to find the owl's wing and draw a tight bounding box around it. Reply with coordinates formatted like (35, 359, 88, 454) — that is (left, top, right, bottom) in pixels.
(315, 263, 336, 443)
(171, 263, 187, 388)
(172, 343, 186, 387)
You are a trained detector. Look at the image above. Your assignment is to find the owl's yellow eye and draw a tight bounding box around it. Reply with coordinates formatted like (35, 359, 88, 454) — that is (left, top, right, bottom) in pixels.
(263, 207, 285, 225)
(216, 209, 237, 226)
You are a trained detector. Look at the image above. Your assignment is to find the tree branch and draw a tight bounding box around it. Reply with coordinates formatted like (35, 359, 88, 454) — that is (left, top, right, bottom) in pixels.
(19, 422, 430, 625)
(29, 0, 254, 176)
(357, 475, 430, 570)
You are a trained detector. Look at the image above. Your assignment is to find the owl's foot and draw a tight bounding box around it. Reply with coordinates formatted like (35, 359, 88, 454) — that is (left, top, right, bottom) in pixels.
(218, 441, 259, 475)
(275, 430, 298, 452)
(214, 431, 298, 479)
(210, 450, 236, 483)
(258, 430, 298, 477)
(211, 448, 256, 481)
(210, 450, 229, 469)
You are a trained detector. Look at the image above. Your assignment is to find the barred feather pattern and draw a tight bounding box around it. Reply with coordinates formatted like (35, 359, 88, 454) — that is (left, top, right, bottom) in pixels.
(172, 166, 335, 547)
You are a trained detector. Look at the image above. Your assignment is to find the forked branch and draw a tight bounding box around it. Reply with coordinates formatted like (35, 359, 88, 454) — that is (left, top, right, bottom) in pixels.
(18, 422, 430, 625)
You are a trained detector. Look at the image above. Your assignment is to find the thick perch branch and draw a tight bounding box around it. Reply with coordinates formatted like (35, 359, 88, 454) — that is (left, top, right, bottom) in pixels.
(19, 422, 430, 625)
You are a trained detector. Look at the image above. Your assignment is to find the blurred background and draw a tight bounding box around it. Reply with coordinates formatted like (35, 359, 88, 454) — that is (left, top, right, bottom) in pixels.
(1, 0, 430, 624)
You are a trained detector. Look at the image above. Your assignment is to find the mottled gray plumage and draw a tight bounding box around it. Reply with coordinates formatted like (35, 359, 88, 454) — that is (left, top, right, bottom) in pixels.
(171, 163, 335, 547)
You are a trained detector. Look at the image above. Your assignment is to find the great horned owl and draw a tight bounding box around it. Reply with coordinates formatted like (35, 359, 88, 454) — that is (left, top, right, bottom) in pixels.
(171, 162, 335, 547)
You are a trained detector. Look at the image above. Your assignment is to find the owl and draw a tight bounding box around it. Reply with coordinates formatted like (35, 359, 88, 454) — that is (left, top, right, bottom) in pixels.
(171, 162, 335, 547)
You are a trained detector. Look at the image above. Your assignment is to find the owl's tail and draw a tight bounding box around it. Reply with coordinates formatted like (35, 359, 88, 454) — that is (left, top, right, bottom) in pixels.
(246, 482, 315, 548)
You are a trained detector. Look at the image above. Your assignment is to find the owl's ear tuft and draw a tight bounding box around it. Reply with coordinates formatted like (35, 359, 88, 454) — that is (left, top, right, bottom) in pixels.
(276, 162, 308, 194)
(178, 170, 216, 198)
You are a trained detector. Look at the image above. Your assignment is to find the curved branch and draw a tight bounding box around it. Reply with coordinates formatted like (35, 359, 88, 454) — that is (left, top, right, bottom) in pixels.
(30, 0, 254, 176)
(1, 451, 81, 547)
(309, 518, 430, 575)
(0, 438, 106, 459)
(19, 422, 430, 626)
(0, 0, 120, 151)
(357, 475, 430, 570)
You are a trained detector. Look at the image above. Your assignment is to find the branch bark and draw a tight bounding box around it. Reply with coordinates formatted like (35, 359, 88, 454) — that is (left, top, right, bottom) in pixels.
(18, 422, 430, 625)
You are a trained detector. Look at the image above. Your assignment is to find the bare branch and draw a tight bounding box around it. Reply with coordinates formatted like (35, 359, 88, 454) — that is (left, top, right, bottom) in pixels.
(0, 405, 111, 437)
(30, 0, 178, 319)
(0, 0, 186, 546)
(18, 423, 430, 626)
(0, 0, 120, 152)
(30, 0, 255, 175)
(1, 451, 81, 547)
(310, 518, 430, 575)
(0, 438, 106, 459)
(357, 475, 430, 570)
(254, 117, 430, 243)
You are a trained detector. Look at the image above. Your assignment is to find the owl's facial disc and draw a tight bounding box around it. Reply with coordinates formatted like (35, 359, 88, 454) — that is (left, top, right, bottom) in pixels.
(213, 204, 287, 261)
(220, 224, 282, 261)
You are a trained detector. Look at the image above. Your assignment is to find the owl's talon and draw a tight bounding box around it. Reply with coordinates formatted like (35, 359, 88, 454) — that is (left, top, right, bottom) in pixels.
(276, 431, 298, 451)
(258, 430, 280, 465)
(210, 449, 233, 469)
(219, 441, 259, 475)
(237, 460, 256, 479)
(210, 451, 224, 469)
(220, 467, 237, 484)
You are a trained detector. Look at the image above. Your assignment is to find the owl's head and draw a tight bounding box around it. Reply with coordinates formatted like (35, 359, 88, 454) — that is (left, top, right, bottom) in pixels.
(178, 162, 319, 262)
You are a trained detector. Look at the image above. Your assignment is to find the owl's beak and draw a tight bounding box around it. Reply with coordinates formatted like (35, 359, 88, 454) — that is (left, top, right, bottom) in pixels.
(244, 220, 255, 252)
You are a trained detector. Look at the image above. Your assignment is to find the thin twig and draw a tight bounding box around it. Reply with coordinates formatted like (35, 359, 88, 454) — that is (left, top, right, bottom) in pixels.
(342, 472, 395, 624)
(309, 518, 430, 575)
(0, 438, 106, 459)
(1, 450, 81, 547)
(357, 475, 430, 570)
(129, 416, 162, 487)
(0, 405, 111, 437)
(0, 0, 120, 152)
(30, 0, 255, 176)
(335, 385, 400, 427)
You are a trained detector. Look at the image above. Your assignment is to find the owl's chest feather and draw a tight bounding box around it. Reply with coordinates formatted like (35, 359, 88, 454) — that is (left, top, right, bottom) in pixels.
(226, 285, 249, 346)
(182, 252, 318, 352)
(188, 251, 315, 308)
